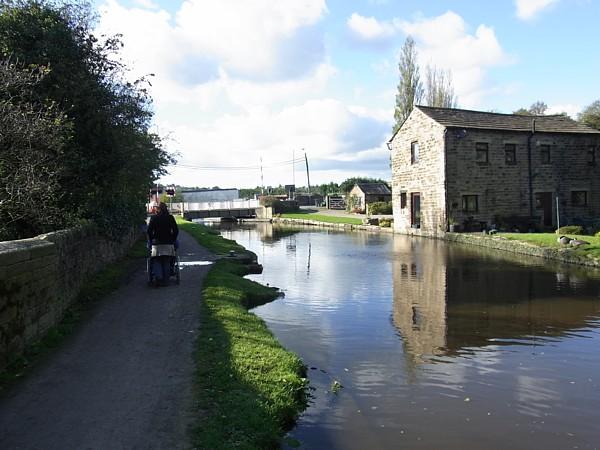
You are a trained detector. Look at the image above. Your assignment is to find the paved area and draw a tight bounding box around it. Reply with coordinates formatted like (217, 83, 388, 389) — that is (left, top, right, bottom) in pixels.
(0, 231, 213, 450)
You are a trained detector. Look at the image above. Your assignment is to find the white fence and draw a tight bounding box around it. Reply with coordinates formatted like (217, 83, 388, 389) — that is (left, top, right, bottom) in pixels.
(176, 199, 260, 212)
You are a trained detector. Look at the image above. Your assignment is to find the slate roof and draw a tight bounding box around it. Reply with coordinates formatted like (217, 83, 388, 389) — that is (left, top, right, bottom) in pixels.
(355, 183, 392, 195)
(416, 106, 600, 134)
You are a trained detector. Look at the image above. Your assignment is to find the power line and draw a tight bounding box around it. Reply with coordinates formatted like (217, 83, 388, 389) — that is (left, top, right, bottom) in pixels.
(170, 157, 306, 172)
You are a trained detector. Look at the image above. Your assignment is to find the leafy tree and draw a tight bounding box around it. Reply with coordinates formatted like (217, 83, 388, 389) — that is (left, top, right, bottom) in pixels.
(0, 0, 172, 239)
(0, 59, 71, 240)
(514, 101, 548, 116)
(578, 100, 600, 130)
(424, 65, 457, 108)
(393, 36, 423, 134)
(339, 177, 390, 193)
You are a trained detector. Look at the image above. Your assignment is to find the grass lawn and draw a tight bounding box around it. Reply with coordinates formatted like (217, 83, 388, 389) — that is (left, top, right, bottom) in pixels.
(181, 219, 307, 449)
(499, 233, 600, 258)
(280, 212, 363, 225)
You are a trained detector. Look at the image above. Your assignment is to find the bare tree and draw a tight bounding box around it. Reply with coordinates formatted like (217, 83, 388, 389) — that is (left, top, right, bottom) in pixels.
(393, 36, 423, 134)
(424, 65, 457, 108)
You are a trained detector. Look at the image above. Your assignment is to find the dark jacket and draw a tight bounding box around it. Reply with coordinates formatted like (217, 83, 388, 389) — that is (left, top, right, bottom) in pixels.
(147, 212, 179, 245)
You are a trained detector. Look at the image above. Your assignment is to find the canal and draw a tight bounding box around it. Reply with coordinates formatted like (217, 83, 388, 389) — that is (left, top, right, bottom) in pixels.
(219, 223, 600, 449)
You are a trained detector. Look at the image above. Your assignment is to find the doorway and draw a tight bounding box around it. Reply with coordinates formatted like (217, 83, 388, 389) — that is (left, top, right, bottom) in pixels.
(535, 192, 553, 227)
(411, 193, 421, 228)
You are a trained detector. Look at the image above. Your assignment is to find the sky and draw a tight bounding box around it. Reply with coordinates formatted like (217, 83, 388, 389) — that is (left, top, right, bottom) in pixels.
(94, 0, 600, 189)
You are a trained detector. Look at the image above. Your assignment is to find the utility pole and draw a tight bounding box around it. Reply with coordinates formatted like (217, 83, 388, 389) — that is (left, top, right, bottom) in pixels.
(304, 150, 311, 205)
(292, 149, 296, 200)
(260, 157, 264, 195)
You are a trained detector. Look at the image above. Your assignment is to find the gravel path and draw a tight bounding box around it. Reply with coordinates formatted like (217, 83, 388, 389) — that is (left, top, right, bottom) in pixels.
(0, 230, 213, 450)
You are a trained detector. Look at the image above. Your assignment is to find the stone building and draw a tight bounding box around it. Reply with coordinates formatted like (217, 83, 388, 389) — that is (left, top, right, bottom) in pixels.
(389, 106, 600, 236)
(347, 183, 392, 213)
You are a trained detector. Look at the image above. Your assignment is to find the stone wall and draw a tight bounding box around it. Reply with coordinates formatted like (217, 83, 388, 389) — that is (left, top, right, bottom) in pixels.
(446, 129, 600, 230)
(391, 109, 600, 237)
(0, 225, 139, 369)
(390, 108, 447, 236)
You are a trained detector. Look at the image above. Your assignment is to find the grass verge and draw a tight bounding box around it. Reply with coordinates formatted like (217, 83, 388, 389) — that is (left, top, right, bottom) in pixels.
(280, 212, 363, 225)
(0, 239, 147, 392)
(499, 233, 600, 258)
(182, 219, 308, 449)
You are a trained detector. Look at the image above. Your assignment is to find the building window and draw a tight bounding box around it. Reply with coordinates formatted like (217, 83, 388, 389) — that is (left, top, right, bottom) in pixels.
(400, 192, 407, 208)
(540, 144, 551, 164)
(475, 142, 488, 164)
(462, 195, 479, 212)
(588, 147, 596, 165)
(571, 191, 588, 206)
(411, 141, 419, 164)
(505, 144, 517, 165)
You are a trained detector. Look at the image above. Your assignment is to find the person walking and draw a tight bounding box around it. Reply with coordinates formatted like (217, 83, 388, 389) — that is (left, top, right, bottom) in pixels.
(147, 202, 179, 286)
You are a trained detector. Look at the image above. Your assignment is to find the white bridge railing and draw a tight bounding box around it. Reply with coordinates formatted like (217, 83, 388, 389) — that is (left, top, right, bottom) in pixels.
(178, 199, 260, 212)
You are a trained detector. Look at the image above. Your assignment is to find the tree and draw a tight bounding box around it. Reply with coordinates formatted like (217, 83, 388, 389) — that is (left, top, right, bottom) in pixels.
(0, 0, 172, 239)
(424, 65, 457, 108)
(339, 177, 390, 193)
(393, 36, 423, 134)
(514, 101, 548, 116)
(0, 59, 72, 240)
(578, 100, 600, 130)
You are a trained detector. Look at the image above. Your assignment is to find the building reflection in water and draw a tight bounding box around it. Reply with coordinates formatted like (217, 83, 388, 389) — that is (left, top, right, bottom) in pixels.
(392, 236, 600, 366)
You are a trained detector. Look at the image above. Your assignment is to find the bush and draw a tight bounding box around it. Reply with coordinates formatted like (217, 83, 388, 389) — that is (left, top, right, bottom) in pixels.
(368, 201, 393, 215)
(556, 225, 584, 235)
(595, 230, 600, 238)
(379, 218, 393, 228)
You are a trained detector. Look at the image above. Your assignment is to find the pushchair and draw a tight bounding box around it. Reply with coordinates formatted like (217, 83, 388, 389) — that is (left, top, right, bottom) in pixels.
(147, 243, 180, 286)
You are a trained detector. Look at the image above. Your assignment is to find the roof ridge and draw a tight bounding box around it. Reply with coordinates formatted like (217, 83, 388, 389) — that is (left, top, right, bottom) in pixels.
(415, 105, 570, 119)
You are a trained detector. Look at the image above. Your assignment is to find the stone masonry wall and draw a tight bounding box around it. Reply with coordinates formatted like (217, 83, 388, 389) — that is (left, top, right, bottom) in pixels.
(445, 130, 600, 230)
(0, 225, 139, 369)
(390, 108, 447, 236)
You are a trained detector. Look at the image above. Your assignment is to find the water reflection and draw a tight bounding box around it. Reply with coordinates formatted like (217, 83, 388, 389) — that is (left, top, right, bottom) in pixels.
(219, 223, 600, 449)
(392, 237, 600, 367)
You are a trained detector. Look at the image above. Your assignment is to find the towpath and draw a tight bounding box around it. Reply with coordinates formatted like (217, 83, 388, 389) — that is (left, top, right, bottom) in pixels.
(0, 230, 213, 449)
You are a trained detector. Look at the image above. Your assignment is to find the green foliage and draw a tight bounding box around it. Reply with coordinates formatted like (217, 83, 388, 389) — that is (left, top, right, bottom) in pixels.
(0, 0, 172, 240)
(578, 100, 600, 130)
(368, 201, 392, 215)
(379, 218, 393, 227)
(345, 194, 363, 213)
(514, 101, 548, 116)
(339, 177, 390, 193)
(393, 36, 423, 133)
(556, 225, 584, 235)
(0, 59, 72, 240)
(180, 220, 307, 449)
(596, 230, 600, 238)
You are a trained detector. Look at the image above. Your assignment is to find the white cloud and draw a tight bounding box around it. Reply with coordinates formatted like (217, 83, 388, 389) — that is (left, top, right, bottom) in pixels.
(515, 0, 560, 20)
(347, 13, 396, 43)
(97, 0, 393, 188)
(547, 103, 581, 118)
(398, 11, 512, 108)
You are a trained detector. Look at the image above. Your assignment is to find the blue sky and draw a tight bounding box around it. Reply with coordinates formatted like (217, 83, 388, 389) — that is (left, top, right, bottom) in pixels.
(94, 0, 599, 189)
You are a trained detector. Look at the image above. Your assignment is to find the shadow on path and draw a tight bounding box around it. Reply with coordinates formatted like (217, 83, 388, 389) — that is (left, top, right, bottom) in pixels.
(0, 231, 212, 450)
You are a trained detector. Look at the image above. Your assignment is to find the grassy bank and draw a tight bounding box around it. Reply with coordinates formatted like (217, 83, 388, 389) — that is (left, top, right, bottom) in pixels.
(181, 219, 307, 449)
(500, 233, 600, 258)
(280, 212, 363, 225)
(0, 239, 147, 391)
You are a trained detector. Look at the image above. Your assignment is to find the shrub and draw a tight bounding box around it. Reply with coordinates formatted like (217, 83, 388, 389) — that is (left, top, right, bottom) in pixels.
(379, 218, 393, 228)
(368, 201, 393, 215)
(595, 230, 600, 238)
(556, 225, 584, 235)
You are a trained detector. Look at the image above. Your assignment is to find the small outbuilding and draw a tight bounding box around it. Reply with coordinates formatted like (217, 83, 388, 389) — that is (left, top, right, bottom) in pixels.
(347, 183, 392, 213)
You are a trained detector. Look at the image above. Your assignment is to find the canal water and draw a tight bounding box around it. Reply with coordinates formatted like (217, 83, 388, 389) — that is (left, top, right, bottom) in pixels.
(219, 223, 600, 450)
